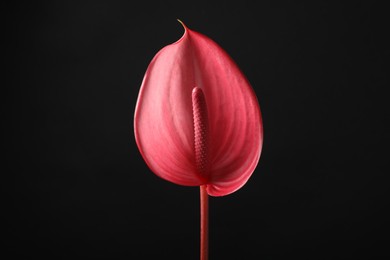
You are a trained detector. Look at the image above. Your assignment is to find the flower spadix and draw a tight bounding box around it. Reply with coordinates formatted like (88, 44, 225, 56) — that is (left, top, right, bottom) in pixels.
(134, 22, 263, 196)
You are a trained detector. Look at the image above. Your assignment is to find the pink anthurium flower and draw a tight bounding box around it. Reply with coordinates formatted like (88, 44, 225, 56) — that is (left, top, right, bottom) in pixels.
(135, 21, 263, 260)
(134, 21, 263, 197)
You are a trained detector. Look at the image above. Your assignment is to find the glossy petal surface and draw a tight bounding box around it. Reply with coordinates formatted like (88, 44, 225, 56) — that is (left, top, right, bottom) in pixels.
(134, 23, 263, 196)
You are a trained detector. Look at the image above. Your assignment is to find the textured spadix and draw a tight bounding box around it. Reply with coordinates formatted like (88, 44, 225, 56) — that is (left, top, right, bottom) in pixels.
(134, 22, 263, 196)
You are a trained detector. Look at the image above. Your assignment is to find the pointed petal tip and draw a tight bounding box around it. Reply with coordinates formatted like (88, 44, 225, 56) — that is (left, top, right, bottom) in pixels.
(176, 19, 187, 30)
(173, 19, 189, 45)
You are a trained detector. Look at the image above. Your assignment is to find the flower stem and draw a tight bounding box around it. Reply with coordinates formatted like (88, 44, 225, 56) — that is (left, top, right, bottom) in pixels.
(200, 185, 209, 260)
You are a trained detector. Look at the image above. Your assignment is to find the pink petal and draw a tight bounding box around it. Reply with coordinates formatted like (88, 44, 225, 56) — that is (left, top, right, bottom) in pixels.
(134, 22, 263, 196)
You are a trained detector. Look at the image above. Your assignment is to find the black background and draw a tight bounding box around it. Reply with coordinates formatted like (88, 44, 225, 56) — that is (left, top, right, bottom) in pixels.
(5, 1, 389, 259)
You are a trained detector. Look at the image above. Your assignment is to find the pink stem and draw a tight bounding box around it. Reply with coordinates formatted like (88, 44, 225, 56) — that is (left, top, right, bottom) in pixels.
(200, 185, 209, 260)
